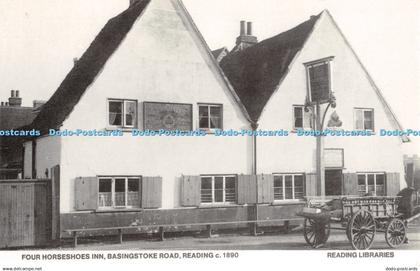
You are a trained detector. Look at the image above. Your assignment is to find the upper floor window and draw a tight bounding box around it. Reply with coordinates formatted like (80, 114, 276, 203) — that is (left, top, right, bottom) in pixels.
(98, 177, 140, 208)
(108, 99, 137, 128)
(273, 173, 304, 200)
(357, 173, 385, 196)
(354, 108, 374, 131)
(293, 105, 312, 129)
(201, 175, 236, 204)
(304, 56, 334, 104)
(198, 104, 223, 130)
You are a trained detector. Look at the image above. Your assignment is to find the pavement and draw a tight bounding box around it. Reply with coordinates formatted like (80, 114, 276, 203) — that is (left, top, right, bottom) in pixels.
(57, 226, 420, 251)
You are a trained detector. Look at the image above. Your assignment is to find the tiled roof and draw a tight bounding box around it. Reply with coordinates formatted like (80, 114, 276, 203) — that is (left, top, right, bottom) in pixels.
(220, 14, 320, 122)
(27, 0, 150, 134)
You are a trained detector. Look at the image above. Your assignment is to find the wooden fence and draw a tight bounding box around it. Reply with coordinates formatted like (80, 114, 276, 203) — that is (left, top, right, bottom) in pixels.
(0, 165, 59, 248)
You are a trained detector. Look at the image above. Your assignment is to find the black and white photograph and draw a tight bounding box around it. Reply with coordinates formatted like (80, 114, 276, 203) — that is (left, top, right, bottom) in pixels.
(0, 0, 419, 270)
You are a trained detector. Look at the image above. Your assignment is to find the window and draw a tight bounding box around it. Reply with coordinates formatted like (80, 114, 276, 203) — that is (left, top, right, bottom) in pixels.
(354, 108, 374, 131)
(201, 175, 236, 204)
(304, 57, 334, 103)
(357, 173, 385, 196)
(273, 174, 304, 200)
(198, 104, 222, 130)
(98, 177, 140, 208)
(293, 105, 312, 129)
(108, 99, 137, 128)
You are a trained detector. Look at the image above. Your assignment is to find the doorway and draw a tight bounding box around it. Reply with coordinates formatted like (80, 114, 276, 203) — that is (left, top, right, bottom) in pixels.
(325, 169, 343, 196)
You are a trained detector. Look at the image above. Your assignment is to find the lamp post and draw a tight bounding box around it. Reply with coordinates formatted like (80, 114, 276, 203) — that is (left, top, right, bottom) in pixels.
(305, 93, 336, 197)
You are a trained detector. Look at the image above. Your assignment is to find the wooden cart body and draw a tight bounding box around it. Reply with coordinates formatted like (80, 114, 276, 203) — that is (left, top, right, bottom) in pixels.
(297, 196, 407, 250)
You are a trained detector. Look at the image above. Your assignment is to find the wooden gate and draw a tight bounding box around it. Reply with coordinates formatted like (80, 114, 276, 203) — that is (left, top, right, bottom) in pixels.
(0, 179, 51, 248)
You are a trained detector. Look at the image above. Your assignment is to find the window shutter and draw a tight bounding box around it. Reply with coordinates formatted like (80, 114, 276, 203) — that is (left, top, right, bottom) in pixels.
(305, 173, 317, 196)
(343, 173, 358, 196)
(141, 176, 162, 208)
(386, 172, 400, 196)
(355, 109, 363, 129)
(181, 175, 201, 206)
(74, 177, 98, 210)
(237, 174, 257, 204)
(257, 174, 274, 203)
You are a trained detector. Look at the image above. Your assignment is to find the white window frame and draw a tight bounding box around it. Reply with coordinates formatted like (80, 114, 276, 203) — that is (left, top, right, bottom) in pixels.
(107, 99, 137, 129)
(200, 175, 236, 205)
(273, 173, 305, 201)
(292, 105, 312, 130)
(98, 176, 141, 209)
(198, 103, 223, 131)
(357, 172, 386, 196)
(354, 108, 375, 131)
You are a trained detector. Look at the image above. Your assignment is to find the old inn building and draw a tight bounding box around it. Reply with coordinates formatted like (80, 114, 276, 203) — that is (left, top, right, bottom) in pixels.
(21, 0, 408, 236)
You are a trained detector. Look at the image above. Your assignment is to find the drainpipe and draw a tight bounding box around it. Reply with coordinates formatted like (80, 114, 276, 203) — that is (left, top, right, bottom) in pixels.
(251, 122, 258, 175)
(315, 103, 325, 196)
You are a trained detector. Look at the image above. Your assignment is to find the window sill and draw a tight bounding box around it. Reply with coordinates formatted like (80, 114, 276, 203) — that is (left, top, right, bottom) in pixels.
(198, 128, 222, 135)
(95, 207, 144, 213)
(199, 203, 239, 208)
(353, 129, 375, 135)
(290, 128, 313, 133)
(105, 126, 137, 132)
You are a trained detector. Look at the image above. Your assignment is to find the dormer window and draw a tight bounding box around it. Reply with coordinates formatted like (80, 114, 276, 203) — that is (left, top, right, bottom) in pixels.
(304, 56, 334, 104)
(108, 99, 137, 128)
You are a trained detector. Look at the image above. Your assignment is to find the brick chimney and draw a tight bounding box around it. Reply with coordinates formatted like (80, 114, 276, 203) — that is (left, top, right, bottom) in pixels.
(232, 21, 258, 53)
(8, 90, 22, 107)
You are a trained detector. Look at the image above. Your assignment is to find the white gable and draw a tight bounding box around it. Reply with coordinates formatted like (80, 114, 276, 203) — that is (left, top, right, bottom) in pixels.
(257, 11, 405, 177)
(63, 0, 249, 130)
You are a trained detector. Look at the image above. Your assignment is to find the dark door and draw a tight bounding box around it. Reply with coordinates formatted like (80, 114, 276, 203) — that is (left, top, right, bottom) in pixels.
(325, 169, 343, 196)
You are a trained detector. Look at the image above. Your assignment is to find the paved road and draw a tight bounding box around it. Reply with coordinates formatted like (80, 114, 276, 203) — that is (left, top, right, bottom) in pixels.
(61, 227, 420, 250)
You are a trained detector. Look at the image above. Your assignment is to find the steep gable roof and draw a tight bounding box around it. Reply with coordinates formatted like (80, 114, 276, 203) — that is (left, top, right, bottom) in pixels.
(27, 0, 150, 134)
(220, 14, 320, 122)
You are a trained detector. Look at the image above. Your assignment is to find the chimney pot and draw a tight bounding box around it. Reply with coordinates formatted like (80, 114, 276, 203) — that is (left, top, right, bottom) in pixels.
(8, 89, 22, 107)
(240, 21, 246, 36)
(247, 22, 253, 35)
(234, 20, 258, 52)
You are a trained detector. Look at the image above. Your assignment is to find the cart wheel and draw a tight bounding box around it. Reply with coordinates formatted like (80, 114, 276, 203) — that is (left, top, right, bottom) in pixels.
(385, 218, 406, 248)
(303, 218, 330, 248)
(349, 210, 376, 250)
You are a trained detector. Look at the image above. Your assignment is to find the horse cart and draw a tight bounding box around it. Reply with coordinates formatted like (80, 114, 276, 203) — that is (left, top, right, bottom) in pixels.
(297, 196, 407, 250)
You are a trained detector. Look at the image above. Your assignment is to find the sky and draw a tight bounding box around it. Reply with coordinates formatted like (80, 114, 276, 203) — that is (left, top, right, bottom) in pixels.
(0, 0, 419, 153)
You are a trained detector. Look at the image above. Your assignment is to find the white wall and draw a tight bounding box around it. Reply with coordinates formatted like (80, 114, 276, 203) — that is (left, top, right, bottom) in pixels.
(58, 0, 252, 212)
(23, 136, 61, 179)
(35, 136, 61, 179)
(258, 12, 405, 182)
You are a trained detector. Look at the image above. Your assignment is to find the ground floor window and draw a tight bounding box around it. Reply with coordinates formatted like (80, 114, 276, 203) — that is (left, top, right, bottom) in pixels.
(201, 175, 236, 204)
(357, 173, 385, 196)
(98, 177, 140, 208)
(273, 174, 304, 200)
